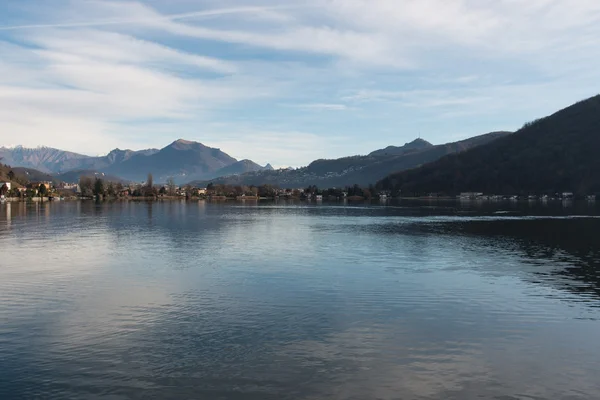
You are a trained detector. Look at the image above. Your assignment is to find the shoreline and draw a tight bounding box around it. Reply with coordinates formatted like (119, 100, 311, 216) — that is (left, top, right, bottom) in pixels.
(2, 196, 596, 205)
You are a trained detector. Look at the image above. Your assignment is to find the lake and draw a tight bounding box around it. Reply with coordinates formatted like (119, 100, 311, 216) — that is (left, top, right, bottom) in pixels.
(1, 200, 600, 399)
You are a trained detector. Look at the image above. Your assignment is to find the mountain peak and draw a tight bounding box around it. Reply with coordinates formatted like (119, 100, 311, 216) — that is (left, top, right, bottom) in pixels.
(369, 137, 433, 157)
(174, 139, 194, 145)
(167, 139, 206, 151)
(406, 138, 433, 147)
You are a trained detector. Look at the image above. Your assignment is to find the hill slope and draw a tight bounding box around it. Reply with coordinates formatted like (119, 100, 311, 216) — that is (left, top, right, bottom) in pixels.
(0, 163, 23, 188)
(11, 167, 54, 182)
(377, 95, 600, 196)
(199, 132, 510, 188)
(369, 138, 433, 157)
(54, 170, 129, 184)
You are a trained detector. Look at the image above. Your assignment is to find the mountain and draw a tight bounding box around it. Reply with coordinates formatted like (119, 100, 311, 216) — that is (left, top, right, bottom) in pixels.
(198, 131, 511, 188)
(369, 138, 433, 157)
(213, 159, 273, 177)
(104, 139, 239, 183)
(105, 148, 159, 164)
(55, 148, 161, 172)
(377, 95, 600, 196)
(0, 140, 271, 184)
(0, 146, 159, 174)
(0, 146, 89, 173)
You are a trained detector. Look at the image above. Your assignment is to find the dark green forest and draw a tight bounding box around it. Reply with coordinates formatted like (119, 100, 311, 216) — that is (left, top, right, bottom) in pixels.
(377, 95, 600, 196)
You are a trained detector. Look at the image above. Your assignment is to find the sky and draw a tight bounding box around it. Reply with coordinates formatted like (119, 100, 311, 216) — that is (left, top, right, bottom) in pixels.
(0, 0, 599, 167)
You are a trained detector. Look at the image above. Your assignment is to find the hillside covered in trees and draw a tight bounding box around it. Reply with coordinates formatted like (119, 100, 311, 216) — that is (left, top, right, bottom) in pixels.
(377, 95, 600, 196)
(196, 132, 510, 188)
(0, 163, 25, 187)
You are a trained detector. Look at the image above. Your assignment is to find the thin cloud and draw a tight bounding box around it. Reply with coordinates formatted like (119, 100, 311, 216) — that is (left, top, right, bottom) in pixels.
(0, 0, 599, 167)
(0, 5, 298, 31)
(296, 103, 348, 111)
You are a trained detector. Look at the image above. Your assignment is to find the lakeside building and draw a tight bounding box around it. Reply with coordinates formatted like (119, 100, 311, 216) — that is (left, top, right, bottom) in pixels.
(459, 192, 484, 199)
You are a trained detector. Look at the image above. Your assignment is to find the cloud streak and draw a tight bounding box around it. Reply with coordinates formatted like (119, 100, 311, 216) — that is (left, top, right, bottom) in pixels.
(0, 4, 297, 31)
(0, 0, 599, 166)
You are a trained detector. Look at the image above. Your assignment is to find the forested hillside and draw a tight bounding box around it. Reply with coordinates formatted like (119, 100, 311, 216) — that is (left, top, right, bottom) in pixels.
(378, 95, 600, 196)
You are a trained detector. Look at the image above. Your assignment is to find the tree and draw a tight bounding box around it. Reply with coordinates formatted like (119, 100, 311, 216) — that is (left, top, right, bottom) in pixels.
(93, 178, 105, 196)
(143, 173, 156, 197)
(258, 184, 277, 198)
(7, 170, 15, 181)
(79, 176, 94, 197)
(184, 184, 192, 199)
(106, 182, 116, 197)
(0, 184, 8, 196)
(38, 183, 48, 197)
(167, 177, 176, 196)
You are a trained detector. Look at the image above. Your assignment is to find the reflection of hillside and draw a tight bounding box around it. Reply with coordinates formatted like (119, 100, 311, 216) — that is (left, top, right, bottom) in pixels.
(450, 219, 600, 299)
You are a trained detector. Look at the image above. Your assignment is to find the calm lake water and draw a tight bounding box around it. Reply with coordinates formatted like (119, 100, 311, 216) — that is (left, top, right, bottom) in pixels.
(1, 200, 600, 400)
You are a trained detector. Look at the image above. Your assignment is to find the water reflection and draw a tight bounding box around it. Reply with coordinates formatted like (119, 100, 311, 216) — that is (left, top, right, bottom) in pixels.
(447, 218, 600, 300)
(1, 201, 600, 399)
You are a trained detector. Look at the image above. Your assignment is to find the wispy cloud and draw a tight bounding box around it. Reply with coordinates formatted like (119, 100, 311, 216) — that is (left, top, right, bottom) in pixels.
(295, 103, 348, 111)
(0, 4, 296, 31)
(0, 0, 599, 166)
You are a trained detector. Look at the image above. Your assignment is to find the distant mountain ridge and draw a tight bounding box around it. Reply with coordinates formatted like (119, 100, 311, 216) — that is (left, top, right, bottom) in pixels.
(195, 131, 511, 188)
(0, 145, 159, 174)
(213, 159, 274, 177)
(0, 146, 89, 173)
(2, 130, 513, 188)
(0, 140, 272, 184)
(377, 95, 600, 196)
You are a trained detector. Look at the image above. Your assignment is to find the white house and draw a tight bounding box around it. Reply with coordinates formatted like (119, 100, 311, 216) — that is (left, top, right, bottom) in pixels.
(460, 192, 483, 199)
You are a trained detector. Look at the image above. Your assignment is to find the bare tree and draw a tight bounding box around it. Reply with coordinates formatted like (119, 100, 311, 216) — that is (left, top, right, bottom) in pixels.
(167, 177, 176, 196)
(143, 173, 156, 197)
(106, 182, 116, 197)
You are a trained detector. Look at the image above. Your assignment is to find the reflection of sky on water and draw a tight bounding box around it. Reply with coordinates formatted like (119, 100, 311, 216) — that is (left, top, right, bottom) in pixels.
(1, 201, 600, 399)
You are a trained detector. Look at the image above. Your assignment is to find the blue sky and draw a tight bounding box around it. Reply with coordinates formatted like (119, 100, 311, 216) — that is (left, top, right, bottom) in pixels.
(1, 0, 599, 167)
